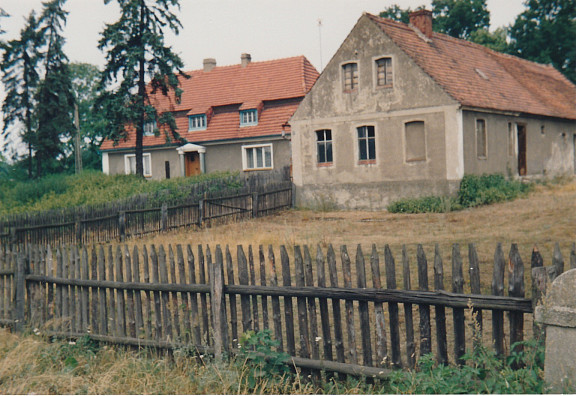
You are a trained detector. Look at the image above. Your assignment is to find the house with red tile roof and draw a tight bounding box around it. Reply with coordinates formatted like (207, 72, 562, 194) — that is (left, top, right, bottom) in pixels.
(290, 10, 576, 209)
(100, 54, 319, 179)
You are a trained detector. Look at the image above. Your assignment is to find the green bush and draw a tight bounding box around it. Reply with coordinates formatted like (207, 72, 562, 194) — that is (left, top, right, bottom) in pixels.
(388, 174, 532, 214)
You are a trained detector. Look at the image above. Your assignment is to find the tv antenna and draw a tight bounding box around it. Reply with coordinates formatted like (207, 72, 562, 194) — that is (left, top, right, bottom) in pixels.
(318, 18, 323, 71)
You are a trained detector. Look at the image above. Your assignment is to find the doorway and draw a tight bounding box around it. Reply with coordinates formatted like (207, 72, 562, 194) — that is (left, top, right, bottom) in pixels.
(517, 124, 527, 176)
(185, 152, 201, 176)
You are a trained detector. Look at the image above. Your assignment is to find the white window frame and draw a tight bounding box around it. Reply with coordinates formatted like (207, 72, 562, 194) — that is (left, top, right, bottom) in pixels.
(125, 153, 152, 177)
(242, 144, 273, 171)
(143, 120, 157, 136)
(240, 109, 258, 127)
(188, 114, 207, 131)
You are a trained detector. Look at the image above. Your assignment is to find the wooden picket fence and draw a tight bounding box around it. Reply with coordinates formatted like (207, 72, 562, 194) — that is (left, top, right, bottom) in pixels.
(0, 186, 292, 247)
(0, 242, 572, 378)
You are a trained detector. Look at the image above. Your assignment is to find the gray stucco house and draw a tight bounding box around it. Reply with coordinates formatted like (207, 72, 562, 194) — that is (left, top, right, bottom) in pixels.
(290, 10, 576, 210)
(100, 54, 318, 179)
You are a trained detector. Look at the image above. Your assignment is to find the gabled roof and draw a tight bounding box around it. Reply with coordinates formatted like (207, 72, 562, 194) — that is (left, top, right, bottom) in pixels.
(366, 13, 576, 120)
(101, 55, 319, 151)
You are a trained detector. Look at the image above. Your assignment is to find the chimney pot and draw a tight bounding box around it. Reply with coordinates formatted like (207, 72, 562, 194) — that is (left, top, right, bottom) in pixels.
(203, 58, 216, 72)
(241, 53, 252, 68)
(409, 9, 433, 39)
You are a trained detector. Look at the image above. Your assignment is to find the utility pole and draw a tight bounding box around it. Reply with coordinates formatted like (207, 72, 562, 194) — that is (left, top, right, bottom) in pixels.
(318, 18, 324, 72)
(74, 103, 82, 174)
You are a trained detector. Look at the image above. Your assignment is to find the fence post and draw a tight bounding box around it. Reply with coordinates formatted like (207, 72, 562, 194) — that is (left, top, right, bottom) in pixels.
(210, 245, 226, 360)
(15, 251, 26, 332)
(119, 211, 126, 242)
(161, 203, 168, 231)
(198, 199, 205, 227)
(252, 192, 259, 218)
(75, 220, 83, 245)
(10, 227, 17, 245)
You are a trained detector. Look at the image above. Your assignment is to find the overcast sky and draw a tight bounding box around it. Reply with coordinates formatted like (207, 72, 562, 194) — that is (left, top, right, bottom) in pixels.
(1, 0, 526, 154)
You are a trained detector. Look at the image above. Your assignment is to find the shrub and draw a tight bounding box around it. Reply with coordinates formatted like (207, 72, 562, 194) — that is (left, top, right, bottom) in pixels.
(388, 173, 532, 214)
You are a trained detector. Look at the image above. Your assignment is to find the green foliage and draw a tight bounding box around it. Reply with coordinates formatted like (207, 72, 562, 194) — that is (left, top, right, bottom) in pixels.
(379, 4, 415, 23)
(38, 336, 100, 375)
(97, 0, 188, 177)
(386, 340, 545, 394)
(469, 27, 511, 52)
(236, 329, 291, 390)
(432, 0, 490, 39)
(388, 173, 531, 213)
(509, 0, 576, 83)
(0, 170, 241, 216)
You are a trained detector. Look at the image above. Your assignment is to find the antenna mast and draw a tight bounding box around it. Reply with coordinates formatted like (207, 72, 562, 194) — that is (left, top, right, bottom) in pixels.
(317, 18, 323, 71)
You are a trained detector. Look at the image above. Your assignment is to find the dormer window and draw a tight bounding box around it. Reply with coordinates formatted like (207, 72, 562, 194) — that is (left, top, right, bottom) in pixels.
(342, 62, 358, 92)
(143, 120, 157, 136)
(188, 114, 207, 131)
(240, 109, 258, 126)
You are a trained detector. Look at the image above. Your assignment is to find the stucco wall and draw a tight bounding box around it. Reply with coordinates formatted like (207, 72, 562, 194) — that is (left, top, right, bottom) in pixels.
(462, 111, 576, 177)
(105, 147, 181, 180)
(290, 14, 462, 209)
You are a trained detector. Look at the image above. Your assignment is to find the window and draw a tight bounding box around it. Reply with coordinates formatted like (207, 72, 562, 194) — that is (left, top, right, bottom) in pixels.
(316, 129, 333, 165)
(240, 109, 258, 126)
(405, 121, 426, 162)
(243, 144, 273, 170)
(357, 126, 376, 162)
(342, 62, 358, 91)
(375, 57, 393, 87)
(143, 120, 156, 136)
(508, 122, 515, 156)
(476, 119, 487, 158)
(125, 153, 152, 177)
(188, 114, 207, 131)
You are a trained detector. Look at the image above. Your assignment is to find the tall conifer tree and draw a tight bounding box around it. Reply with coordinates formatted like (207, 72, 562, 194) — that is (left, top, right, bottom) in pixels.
(1, 12, 43, 177)
(97, 0, 187, 177)
(35, 0, 75, 177)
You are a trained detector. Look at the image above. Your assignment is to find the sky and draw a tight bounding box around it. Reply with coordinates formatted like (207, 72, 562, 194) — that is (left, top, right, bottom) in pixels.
(1, 0, 526, 155)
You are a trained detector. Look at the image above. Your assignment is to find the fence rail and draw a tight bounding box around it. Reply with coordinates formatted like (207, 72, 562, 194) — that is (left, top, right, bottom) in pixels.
(0, 185, 292, 246)
(1, 241, 572, 377)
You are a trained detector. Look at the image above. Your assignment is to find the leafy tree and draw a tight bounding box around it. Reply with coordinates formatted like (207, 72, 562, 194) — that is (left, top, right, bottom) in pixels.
(432, 0, 490, 39)
(509, 0, 576, 83)
(469, 27, 510, 53)
(1, 12, 43, 178)
(34, 0, 75, 177)
(68, 62, 107, 171)
(97, 0, 188, 177)
(379, 4, 417, 24)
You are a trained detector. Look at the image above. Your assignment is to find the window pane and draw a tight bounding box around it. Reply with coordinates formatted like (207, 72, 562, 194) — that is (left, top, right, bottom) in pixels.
(264, 146, 272, 167)
(247, 148, 254, 168)
(476, 119, 487, 157)
(129, 156, 136, 174)
(326, 142, 333, 163)
(256, 147, 264, 168)
(368, 137, 376, 160)
(144, 155, 151, 175)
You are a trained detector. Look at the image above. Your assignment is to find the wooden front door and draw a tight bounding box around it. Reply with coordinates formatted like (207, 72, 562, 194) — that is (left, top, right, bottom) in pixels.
(517, 124, 527, 176)
(185, 152, 201, 177)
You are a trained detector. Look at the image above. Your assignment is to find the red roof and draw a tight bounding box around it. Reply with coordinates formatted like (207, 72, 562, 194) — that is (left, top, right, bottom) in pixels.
(366, 13, 576, 120)
(101, 55, 319, 151)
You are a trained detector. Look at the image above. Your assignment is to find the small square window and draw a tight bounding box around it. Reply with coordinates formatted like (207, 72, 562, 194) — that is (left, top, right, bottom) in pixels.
(143, 120, 156, 136)
(240, 109, 258, 126)
(342, 62, 358, 92)
(189, 114, 207, 131)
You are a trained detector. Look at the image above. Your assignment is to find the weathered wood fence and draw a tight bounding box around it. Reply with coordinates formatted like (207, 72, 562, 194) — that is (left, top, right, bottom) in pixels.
(0, 186, 292, 247)
(0, 242, 573, 377)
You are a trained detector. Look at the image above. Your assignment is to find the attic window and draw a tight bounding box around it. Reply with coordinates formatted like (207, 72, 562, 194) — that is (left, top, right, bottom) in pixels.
(143, 120, 156, 136)
(342, 62, 359, 92)
(375, 57, 393, 87)
(475, 68, 489, 80)
(188, 114, 207, 131)
(240, 109, 258, 126)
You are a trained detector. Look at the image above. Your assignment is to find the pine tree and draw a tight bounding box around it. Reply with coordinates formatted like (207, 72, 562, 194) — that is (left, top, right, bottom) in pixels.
(35, 0, 75, 177)
(1, 12, 43, 178)
(97, 0, 187, 177)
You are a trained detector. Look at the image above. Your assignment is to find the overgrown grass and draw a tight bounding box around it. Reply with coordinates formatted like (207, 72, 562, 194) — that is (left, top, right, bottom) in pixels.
(0, 326, 547, 394)
(0, 170, 241, 216)
(388, 174, 532, 213)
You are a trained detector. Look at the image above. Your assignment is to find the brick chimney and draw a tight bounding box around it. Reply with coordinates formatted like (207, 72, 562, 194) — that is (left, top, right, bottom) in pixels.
(203, 58, 216, 72)
(241, 53, 252, 68)
(409, 9, 433, 39)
